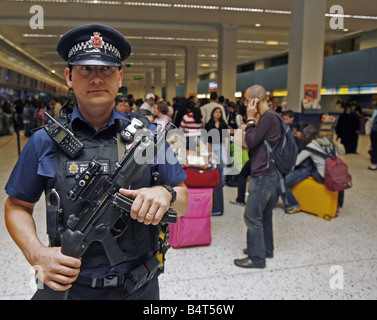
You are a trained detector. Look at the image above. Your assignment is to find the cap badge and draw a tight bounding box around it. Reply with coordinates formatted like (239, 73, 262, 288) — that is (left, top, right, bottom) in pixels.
(67, 30, 122, 60)
(90, 32, 103, 48)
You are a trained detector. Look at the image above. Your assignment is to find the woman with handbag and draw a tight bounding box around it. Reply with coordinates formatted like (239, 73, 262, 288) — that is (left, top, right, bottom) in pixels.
(205, 107, 229, 186)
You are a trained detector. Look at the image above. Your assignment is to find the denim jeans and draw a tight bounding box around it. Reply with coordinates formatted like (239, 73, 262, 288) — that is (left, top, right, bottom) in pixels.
(277, 158, 320, 211)
(278, 166, 312, 210)
(371, 131, 377, 164)
(244, 170, 279, 266)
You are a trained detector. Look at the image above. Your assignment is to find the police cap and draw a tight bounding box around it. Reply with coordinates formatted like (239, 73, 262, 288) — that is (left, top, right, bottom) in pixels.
(57, 24, 131, 67)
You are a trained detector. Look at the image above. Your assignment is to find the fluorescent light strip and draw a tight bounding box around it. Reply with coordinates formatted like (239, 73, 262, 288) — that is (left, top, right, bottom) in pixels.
(264, 9, 291, 14)
(238, 40, 265, 44)
(352, 15, 377, 20)
(71, 0, 121, 4)
(198, 54, 218, 58)
(124, 1, 171, 7)
(6, 0, 121, 3)
(126, 36, 144, 40)
(325, 13, 377, 20)
(23, 33, 59, 37)
(9, 0, 68, 2)
(128, 36, 214, 42)
(22, 33, 286, 46)
(144, 36, 175, 41)
(159, 53, 184, 57)
(177, 37, 206, 41)
(221, 7, 263, 13)
(173, 4, 219, 10)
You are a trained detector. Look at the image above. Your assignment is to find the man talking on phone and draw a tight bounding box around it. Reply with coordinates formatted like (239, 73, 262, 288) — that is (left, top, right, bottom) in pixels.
(234, 85, 281, 269)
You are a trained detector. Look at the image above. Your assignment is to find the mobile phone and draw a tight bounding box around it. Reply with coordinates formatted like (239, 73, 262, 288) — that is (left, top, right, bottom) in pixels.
(248, 97, 260, 110)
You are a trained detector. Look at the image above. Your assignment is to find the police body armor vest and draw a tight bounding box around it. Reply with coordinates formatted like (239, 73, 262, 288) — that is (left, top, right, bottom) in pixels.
(46, 121, 159, 269)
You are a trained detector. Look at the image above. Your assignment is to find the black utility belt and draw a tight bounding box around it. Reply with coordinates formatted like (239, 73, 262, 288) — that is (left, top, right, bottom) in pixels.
(77, 274, 128, 288)
(76, 255, 162, 293)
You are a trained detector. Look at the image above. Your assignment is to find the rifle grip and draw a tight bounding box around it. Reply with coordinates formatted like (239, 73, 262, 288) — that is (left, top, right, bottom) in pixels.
(99, 232, 127, 266)
(161, 208, 177, 224)
(61, 229, 87, 258)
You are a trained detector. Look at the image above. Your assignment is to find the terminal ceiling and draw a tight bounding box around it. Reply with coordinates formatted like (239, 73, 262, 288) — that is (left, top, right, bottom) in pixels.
(0, 0, 376, 92)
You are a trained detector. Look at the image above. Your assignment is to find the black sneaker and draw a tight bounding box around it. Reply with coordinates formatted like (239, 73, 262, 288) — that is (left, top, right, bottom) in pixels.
(234, 257, 265, 269)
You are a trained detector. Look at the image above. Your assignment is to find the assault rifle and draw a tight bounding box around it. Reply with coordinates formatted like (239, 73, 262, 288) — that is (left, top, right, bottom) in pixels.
(32, 121, 177, 300)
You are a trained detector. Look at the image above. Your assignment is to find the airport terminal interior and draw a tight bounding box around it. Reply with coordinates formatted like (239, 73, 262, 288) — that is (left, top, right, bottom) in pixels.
(1, 0, 377, 300)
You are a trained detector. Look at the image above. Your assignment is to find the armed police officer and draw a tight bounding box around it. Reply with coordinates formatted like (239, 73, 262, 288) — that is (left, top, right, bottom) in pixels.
(4, 24, 188, 300)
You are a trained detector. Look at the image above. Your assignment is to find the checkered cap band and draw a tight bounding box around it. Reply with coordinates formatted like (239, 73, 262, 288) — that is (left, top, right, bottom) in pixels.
(68, 39, 121, 60)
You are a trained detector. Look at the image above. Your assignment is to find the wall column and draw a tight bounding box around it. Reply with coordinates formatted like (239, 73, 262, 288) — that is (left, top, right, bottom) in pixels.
(145, 71, 152, 95)
(287, 0, 327, 113)
(185, 46, 198, 98)
(154, 66, 162, 100)
(165, 59, 176, 104)
(217, 23, 238, 100)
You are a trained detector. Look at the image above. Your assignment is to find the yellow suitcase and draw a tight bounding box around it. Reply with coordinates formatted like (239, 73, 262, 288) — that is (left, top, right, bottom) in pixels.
(291, 177, 338, 220)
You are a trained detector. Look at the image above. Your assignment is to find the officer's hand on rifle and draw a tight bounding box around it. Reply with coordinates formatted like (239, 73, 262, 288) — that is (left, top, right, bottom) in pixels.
(32, 246, 81, 291)
(118, 186, 172, 226)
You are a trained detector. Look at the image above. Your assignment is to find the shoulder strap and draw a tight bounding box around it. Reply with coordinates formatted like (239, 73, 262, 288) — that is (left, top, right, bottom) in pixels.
(320, 137, 336, 156)
(263, 111, 285, 170)
(303, 146, 329, 159)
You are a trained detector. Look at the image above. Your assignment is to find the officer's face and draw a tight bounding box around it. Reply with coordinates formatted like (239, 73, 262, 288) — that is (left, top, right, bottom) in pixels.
(65, 65, 123, 111)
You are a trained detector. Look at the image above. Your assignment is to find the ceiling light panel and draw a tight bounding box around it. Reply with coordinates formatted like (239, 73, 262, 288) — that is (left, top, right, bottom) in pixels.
(4, 0, 377, 21)
(124, 1, 171, 7)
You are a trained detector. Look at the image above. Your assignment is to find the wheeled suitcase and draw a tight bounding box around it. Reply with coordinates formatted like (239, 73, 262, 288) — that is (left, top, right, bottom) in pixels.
(168, 188, 212, 248)
(291, 176, 338, 220)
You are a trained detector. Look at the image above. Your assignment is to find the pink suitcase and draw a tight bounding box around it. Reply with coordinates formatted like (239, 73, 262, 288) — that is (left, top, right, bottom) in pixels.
(168, 188, 212, 248)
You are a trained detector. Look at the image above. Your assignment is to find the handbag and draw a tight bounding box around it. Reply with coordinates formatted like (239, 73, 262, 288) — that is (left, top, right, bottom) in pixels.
(184, 166, 220, 189)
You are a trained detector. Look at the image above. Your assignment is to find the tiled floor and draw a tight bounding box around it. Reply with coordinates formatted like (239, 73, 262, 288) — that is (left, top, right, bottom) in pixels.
(1, 132, 376, 300)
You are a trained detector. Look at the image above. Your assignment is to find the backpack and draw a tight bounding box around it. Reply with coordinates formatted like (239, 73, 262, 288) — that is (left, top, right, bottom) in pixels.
(304, 140, 352, 191)
(264, 112, 298, 176)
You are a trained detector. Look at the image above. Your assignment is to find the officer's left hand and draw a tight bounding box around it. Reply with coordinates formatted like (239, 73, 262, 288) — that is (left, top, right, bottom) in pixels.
(118, 186, 172, 225)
